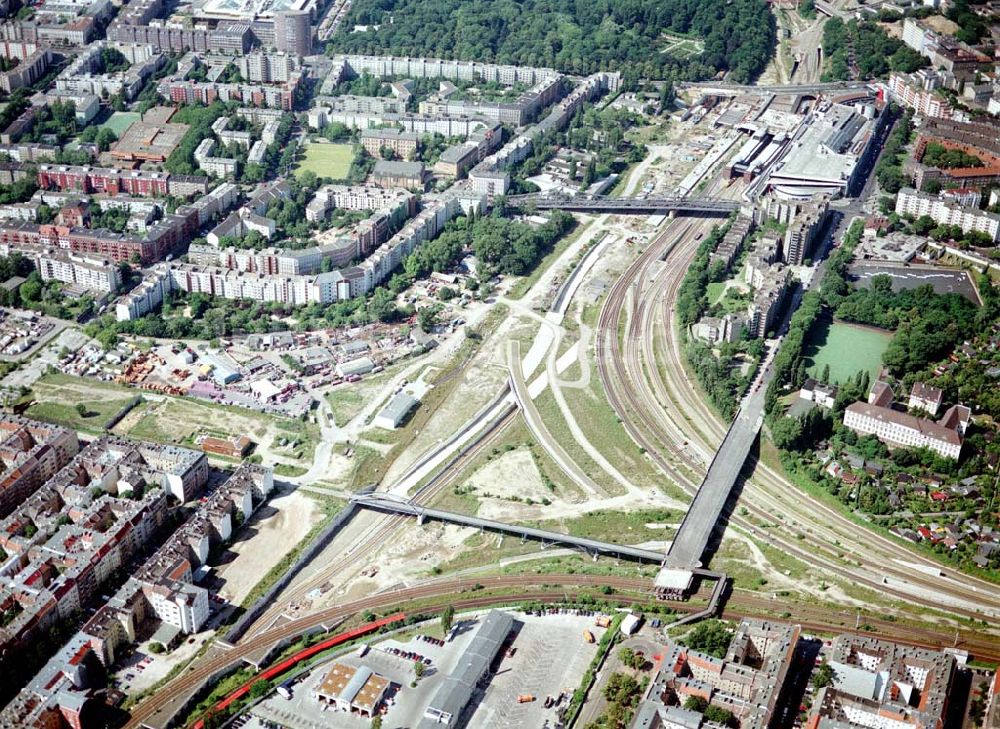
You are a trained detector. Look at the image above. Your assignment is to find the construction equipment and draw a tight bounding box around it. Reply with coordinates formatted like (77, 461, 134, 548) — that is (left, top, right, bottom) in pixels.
(583, 630, 595, 644)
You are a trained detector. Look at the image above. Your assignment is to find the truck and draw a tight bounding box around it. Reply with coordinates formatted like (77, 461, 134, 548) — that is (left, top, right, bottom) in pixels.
(583, 630, 595, 644)
(517, 695, 535, 704)
(277, 680, 294, 700)
(594, 616, 611, 628)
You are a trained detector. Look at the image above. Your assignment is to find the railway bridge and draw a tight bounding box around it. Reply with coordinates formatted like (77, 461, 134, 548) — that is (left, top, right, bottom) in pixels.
(503, 193, 740, 216)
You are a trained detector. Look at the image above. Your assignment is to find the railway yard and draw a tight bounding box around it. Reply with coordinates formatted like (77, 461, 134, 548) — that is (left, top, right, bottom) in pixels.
(1, 2, 999, 724)
(119, 125, 1000, 729)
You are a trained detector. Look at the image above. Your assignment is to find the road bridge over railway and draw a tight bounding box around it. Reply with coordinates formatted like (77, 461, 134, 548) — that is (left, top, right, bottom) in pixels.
(676, 80, 872, 96)
(503, 194, 740, 216)
(655, 384, 767, 598)
(351, 492, 667, 562)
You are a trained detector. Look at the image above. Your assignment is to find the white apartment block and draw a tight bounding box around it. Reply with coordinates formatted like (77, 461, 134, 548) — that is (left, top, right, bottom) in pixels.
(896, 187, 1000, 242)
(901, 17, 938, 57)
(887, 72, 956, 120)
(145, 581, 209, 633)
(194, 138, 238, 178)
(305, 184, 414, 221)
(35, 250, 123, 293)
(236, 51, 298, 83)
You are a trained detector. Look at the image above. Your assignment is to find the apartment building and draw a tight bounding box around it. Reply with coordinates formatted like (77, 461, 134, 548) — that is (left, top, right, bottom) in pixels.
(0, 463, 274, 729)
(747, 267, 790, 338)
(159, 74, 301, 110)
(273, 9, 311, 56)
(109, 18, 252, 55)
(361, 128, 420, 160)
(418, 75, 564, 126)
(434, 122, 503, 178)
(212, 117, 253, 149)
(36, 164, 208, 198)
(55, 41, 164, 101)
(119, 190, 483, 316)
(710, 215, 754, 271)
(635, 620, 800, 729)
(887, 71, 958, 120)
(371, 160, 426, 190)
(34, 250, 123, 293)
(0, 45, 51, 93)
(194, 138, 238, 178)
(900, 17, 989, 79)
(908, 381, 943, 416)
(236, 51, 299, 83)
(896, 187, 1000, 242)
(42, 90, 101, 123)
(0, 416, 78, 519)
(305, 184, 416, 222)
(331, 54, 558, 87)
(458, 73, 621, 197)
(844, 381, 969, 459)
(806, 634, 955, 729)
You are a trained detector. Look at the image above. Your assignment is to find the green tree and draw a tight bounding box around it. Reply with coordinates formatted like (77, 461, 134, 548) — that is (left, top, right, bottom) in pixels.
(682, 620, 732, 658)
(813, 661, 835, 688)
(770, 415, 804, 451)
(440, 604, 454, 636)
(704, 705, 735, 726)
(684, 696, 708, 712)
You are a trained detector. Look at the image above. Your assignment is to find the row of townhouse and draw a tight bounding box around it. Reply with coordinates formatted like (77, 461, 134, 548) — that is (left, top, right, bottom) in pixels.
(0, 463, 274, 729)
(0, 180, 238, 264)
(117, 189, 485, 318)
(896, 187, 1000, 242)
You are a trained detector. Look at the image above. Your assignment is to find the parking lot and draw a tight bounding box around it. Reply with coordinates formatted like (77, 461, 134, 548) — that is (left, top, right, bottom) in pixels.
(471, 611, 604, 728)
(249, 610, 607, 729)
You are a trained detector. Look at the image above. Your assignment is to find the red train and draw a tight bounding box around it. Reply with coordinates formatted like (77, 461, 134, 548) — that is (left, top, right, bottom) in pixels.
(191, 612, 406, 728)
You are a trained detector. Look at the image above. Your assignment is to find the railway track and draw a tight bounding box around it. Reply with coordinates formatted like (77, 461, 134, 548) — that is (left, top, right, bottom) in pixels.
(242, 406, 518, 639)
(593, 201, 1000, 620)
(125, 572, 1000, 728)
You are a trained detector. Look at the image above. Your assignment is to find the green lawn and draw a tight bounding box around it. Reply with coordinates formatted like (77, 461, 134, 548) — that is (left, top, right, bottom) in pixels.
(99, 112, 140, 137)
(804, 319, 892, 384)
(707, 282, 725, 305)
(295, 142, 354, 180)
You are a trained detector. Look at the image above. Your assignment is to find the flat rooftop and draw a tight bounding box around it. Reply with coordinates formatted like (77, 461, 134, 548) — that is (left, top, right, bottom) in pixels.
(194, 0, 315, 19)
(111, 108, 189, 163)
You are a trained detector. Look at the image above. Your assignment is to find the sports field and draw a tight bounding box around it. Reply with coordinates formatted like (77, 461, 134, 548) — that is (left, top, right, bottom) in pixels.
(100, 112, 140, 136)
(295, 142, 354, 180)
(804, 319, 892, 384)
